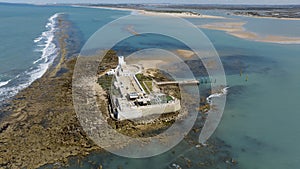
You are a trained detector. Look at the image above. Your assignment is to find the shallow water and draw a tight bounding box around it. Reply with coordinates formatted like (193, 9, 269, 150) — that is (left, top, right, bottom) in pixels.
(207, 30, 300, 168)
(242, 17, 300, 37)
(1, 3, 300, 169)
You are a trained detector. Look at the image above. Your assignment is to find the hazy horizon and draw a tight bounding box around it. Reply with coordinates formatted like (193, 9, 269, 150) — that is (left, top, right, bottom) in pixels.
(0, 0, 300, 5)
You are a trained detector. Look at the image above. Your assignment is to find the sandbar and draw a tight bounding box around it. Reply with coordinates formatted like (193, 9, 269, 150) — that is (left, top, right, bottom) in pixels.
(200, 22, 300, 44)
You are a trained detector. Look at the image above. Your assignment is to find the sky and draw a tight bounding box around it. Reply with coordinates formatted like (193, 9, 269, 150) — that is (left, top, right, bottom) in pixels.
(0, 0, 300, 5)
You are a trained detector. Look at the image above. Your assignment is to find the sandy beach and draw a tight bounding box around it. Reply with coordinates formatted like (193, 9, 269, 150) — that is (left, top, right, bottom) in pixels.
(73, 5, 227, 19)
(75, 5, 300, 44)
(139, 10, 227, 19)
(175, 49, 196, 59)
(200, 22, 300, 44)
(72, 5, 135, 12)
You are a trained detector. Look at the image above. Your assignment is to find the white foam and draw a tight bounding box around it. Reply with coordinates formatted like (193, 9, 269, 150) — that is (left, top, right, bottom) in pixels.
(0, 13, 62, 101)
(33, 36, 43, 43)
(31, 13, 63, 81)
(33, 13, 61, 65)
(207, 87, 229, 100)
(0, 80, 11, 88)
(37, 44, 46, 47)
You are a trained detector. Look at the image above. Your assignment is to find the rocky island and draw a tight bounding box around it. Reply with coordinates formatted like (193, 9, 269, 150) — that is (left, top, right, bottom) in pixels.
(0, 11, 233, 169)
(95, 50, 204, 138)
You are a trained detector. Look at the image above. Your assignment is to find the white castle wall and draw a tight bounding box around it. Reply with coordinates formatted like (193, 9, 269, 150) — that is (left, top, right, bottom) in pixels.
(117, 100, 181, 120)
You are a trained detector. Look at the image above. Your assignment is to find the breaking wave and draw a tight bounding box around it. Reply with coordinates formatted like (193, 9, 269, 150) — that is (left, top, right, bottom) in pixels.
(207, 86, 229, 101)
(0, 13, 62, 102)
(0, 80, 11, 88)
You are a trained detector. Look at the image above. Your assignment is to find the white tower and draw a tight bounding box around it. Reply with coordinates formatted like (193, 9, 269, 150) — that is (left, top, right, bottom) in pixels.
(118, 56, 125, 66)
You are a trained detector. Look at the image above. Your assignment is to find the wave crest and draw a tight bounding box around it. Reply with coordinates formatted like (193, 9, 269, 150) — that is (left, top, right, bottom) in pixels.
(0, 13, 62, 102)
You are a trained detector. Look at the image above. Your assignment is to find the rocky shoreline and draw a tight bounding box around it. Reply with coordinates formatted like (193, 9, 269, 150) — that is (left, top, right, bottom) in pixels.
(0, 15, 101, 169)
(0, 12, 238, 169)
(0, 49, 228, 169)
(0, 29, 203, 169)
(0, 57, 104, 169)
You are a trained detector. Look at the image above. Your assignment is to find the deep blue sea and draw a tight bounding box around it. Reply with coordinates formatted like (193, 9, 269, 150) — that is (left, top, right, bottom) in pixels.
(1, 3, 300, 169)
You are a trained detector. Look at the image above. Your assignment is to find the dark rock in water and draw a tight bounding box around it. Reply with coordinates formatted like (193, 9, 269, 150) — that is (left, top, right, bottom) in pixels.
(0, 111, 9, 121)
(13, 96, 26, 100)
(0, 102, 12, 122)
(184, 59, 209, 77)
(56, 67, 69, 77)
(51, 13, 84, 69)
(0, 122, 9, 133)
(226, 85, 248, 103)
(221, 55, 276, 75)
(244, 135, 265, 147)
(112, 33, 191, 56)
(227, 85, 246, 96)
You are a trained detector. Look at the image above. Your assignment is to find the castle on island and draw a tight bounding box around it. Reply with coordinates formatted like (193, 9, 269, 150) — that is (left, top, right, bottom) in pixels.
(106, 56, 181, 121)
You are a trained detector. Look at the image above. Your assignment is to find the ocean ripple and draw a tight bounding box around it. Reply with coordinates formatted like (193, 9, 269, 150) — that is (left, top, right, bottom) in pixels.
(0, 13, 62, 102)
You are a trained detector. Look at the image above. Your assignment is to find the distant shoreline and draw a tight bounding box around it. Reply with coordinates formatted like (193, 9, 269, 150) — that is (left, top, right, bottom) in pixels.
(234, 13, 300, 21)
(73, 4, 300, 44)
(71, 5, 134, 12)
(200, 21, 300, 44)
(72, 5, 227, 19)
(72, 4, 300, 21)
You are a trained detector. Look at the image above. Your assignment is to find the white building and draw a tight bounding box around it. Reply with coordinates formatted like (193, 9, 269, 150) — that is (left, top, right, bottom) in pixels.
(108, 56, 181, 121)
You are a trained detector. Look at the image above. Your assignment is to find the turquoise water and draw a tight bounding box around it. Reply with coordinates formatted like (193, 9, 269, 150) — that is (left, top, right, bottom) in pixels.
(0, 3, 129, 101)
(241, 17, 300, 37)
(204, 29, 300, 168)
(186, 8, 300, 38)
(1, 3, 300, 169)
